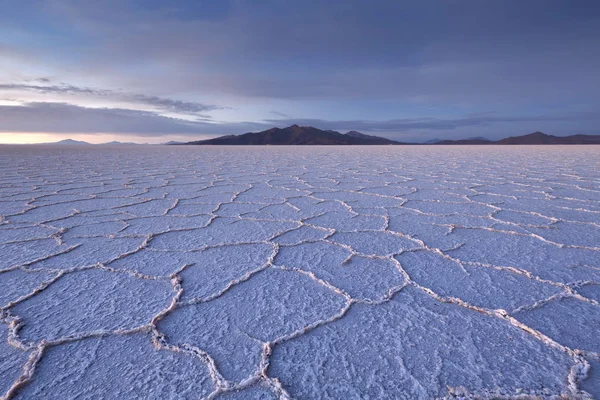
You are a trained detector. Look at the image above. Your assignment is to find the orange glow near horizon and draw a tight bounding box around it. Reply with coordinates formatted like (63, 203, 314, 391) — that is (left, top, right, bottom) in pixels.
(0, 133, 60, 144)
(0, 133, 162, 145)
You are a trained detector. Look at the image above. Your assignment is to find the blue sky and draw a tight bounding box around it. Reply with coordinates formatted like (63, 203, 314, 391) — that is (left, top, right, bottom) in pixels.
(1, 0, 600, 143)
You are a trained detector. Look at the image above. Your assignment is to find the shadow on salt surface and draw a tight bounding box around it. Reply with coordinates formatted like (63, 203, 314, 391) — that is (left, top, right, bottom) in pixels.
(13, 334, 213, 400)
(269, 286, 573, 399)
(158, 268, 346, 382)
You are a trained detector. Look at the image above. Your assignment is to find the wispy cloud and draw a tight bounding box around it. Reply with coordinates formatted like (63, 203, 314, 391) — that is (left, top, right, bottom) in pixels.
(0, 102, 262, 136)
(0, 81, 224, 116)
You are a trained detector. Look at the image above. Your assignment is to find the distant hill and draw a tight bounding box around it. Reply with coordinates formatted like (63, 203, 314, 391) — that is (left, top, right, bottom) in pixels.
(423, 138, 442, 144)
(436, 138, 493, 145)
(434, 132, 600, 145)
(46, 139, 91, 145)
(183, 125, 403, 145)
(496, 131, 600, 145)
(34, 139, 142, 145)
(101, 141, 138, 145)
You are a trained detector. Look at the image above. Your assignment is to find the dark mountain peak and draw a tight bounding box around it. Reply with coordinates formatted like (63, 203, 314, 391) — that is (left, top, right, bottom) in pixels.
(184, 125, 403, 145)
(524, 131, 550, 137)
(496, 131, 558, 144)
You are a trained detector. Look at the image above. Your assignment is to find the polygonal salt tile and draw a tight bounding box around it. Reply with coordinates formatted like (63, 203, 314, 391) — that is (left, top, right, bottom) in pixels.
(150, 218, 298, 250)
(28, 237, 146, 270)
(121, 215, 212, 235)
(396, 251, 560, 311)
(168, 203, 218, 216)
(180, 243, 275, 300)
(13, 333, 214, 399)
(526, 221, 600, 248)
(269, 286, 574, 399)
(447, 229, 600, 283)
(305, 211, 386, 231)
(275, 242, 406, 301)
(403, 200, 496, 216)
(387, 216, 463, 250)
(0, 323, 29, 396)
(286, 197, 349, 215)
(514, 297, 600, 353)
(159, 268, 345, 382)
(11, 269, 173, 343)
(107, 249, 191, 276)
(493, 210, 555, 226)
(331, 231, 420, 255)
(116, 199, 179, 217)
(311, 190, 403, 207)
(0, 239, 63, 270)
(0, 225, 57, 243)
(60, 221, 127, 240)
(214, 203, 264, 217)
(0, 269, 57, 308)
(272, 225, 330, 245)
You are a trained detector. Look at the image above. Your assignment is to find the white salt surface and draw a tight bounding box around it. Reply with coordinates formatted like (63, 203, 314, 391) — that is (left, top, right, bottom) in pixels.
(0, 145, 599, 399)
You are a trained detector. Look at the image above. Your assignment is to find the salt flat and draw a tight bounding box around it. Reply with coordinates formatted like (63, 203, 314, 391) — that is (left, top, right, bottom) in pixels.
(0, 145, 599, 399)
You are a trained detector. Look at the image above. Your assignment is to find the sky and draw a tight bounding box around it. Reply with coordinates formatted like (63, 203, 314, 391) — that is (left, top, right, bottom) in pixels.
(1, 0, 600, 144)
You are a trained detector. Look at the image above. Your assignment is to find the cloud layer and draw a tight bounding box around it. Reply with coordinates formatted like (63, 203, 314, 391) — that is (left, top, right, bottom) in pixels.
(1, 0, 599, 142)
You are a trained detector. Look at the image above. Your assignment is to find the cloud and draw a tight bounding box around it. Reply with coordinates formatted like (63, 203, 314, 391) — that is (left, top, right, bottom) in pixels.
(0, 82, 223, 115)
(0, 102, 253, 135)
(22, 0, 598, 103)
(1, 102, 598, 140)
(269, 111, 291, 118)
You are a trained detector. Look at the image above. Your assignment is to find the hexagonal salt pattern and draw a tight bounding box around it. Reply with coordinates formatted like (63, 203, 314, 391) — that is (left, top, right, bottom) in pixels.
(1, 145, 598, 399)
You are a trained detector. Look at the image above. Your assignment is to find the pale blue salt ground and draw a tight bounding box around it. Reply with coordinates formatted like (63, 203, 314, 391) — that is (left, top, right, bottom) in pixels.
(0, 145, 598, 399)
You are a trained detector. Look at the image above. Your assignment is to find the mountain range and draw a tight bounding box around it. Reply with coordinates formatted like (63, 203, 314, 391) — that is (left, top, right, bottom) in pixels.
(25, 127, 600, 146)
(181, 126, 600, 145)
(184, 125, 400, 145)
